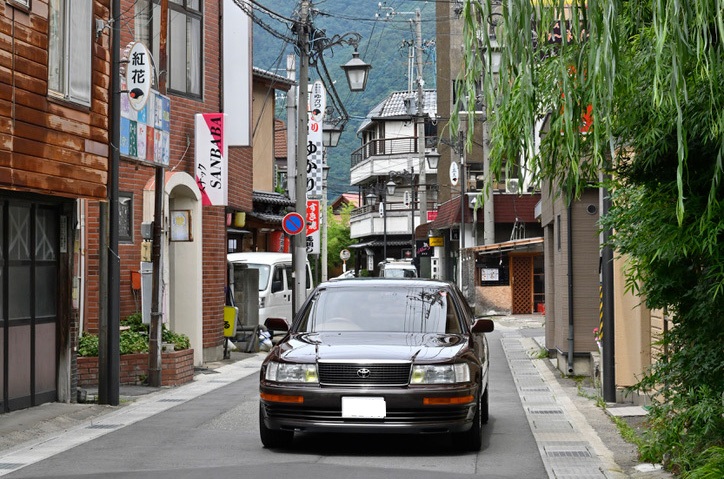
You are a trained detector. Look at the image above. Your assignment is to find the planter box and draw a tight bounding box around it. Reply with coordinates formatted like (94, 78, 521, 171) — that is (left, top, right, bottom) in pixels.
(77, 349, 194, 387)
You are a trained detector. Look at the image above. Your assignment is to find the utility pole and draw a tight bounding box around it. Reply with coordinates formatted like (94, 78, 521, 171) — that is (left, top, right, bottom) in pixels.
(414, 9, 427, 231)
(148, 0, 168, 387)
(100, 0, 121, 406)
(293, 1, 311, 315)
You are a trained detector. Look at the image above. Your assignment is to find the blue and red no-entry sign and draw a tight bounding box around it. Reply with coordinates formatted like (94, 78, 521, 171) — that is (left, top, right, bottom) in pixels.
(282, 212, 305, 236)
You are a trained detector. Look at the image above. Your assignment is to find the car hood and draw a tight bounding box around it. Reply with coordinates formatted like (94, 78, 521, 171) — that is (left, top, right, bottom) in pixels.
(275, 332, 468, 363)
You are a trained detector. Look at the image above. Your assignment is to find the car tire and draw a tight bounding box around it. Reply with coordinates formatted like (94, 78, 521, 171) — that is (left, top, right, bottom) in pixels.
(452, 386, 483, 452)
(259, 404, 293, 449)
(481, 385, 489, 425)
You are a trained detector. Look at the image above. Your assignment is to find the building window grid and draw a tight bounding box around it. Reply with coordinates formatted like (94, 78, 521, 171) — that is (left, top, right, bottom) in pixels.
(48, 0, 92, 106)
(149, 0, 203, 99)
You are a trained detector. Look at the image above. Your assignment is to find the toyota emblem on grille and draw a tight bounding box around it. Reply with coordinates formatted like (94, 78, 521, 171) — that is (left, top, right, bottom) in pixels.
(356, 368, 371, 379)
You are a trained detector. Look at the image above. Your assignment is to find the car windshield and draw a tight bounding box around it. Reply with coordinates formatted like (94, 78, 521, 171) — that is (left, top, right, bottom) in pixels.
(297, 286, 462, 334)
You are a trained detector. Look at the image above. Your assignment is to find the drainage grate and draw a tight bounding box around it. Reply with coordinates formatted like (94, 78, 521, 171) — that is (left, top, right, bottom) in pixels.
(529, 407, 564, 415)
(0, 463, 25, 470)
(158, 398, 185, 402)
(86, 424, 121, 430)
(546, 449, 592, 458)
(521, 387, 550, 392)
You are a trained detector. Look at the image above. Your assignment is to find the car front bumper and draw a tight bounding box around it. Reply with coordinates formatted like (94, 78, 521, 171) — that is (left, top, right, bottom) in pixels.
(259, 383, 479, 434)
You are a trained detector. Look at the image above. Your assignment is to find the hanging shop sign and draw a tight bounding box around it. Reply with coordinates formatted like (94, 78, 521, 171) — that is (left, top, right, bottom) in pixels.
(120, 77, 170, 166)
(449, 161, 460, 186)
(195, 113, 228, 206)
(307, 80, 326, 198)
(126, 42, 153, 111)
(306, 199, 320, 254)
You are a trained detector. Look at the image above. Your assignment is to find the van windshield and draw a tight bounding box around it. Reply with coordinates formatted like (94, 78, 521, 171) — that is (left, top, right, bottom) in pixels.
(242, 263, 271, 291)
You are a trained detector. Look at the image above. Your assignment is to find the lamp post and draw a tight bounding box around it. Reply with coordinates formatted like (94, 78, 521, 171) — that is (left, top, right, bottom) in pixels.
(320, 162, 330, 282)
(293, 1, 371, 314)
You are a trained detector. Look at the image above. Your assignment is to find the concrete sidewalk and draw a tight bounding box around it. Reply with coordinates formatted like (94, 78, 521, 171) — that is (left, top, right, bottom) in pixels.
(495, 323, 672, 479)
(0, 323, 674, 478)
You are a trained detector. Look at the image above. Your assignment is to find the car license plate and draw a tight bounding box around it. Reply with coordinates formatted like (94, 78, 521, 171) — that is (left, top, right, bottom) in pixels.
(341, 397, 386, 418)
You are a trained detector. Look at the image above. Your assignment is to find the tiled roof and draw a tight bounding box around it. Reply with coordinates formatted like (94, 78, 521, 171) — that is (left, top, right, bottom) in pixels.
(252, 191, 294, 206)
(247, 211, 285, 224)
(429, 196, 468, 230)
(358, 90, 437, 133)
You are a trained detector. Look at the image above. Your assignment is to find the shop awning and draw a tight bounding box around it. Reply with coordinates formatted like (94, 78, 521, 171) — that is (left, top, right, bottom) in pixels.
(469, 237, 544, 255)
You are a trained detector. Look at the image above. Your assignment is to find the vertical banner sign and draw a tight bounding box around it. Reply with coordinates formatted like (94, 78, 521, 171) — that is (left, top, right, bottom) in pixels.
(120, 42, 170, 166)
(307, 80, 326, 198)
(195, 113, 228, 206)
(306, 199, 320, 254)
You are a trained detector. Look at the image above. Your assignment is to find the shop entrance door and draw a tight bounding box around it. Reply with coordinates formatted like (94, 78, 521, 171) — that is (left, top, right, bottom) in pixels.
(1, 201, 59, 412)
(510, 255, 534, 314)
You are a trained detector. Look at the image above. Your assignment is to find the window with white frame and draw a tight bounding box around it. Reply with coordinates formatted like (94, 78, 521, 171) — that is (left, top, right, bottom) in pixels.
(48, 0, 93, 106)
(150, 0, 202, 98)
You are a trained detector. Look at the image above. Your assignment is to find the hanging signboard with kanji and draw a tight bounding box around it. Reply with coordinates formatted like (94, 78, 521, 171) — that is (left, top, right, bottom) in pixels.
(306, 199, 320, 254)
(307, 81, 326, 198)
(126, 43, 152, 111)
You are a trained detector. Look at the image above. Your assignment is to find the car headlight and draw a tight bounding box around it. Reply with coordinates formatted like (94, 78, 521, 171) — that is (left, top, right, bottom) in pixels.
(265, 361, 318, 383)
(410, 363, 470, 384)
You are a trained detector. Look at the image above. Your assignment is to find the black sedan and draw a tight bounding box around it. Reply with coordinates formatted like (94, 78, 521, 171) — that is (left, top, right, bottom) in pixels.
(258, 278, 494, 451)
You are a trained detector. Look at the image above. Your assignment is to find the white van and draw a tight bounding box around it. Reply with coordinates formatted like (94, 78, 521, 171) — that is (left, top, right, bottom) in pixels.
(378, 260, 418, 278)
(227, 252, 313, 326)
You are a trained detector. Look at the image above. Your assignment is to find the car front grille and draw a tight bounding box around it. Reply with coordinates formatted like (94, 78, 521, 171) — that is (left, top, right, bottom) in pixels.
(317, 363, 411, 386)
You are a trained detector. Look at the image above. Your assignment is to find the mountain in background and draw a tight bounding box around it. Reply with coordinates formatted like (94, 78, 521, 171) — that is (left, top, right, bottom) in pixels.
(251, 0, 437, 200)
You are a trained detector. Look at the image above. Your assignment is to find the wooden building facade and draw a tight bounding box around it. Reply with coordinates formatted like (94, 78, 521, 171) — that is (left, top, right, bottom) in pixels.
(0, 0, 111, 412)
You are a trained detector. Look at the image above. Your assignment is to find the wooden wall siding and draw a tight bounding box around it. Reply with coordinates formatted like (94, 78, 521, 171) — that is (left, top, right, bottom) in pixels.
(0, 1, 110, 200)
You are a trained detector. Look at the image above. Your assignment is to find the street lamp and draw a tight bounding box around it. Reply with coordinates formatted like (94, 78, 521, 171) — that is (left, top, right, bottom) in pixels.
(293, 1, 370, 314)
(341, 49, 372, 92)
(323, 118, 345, 148)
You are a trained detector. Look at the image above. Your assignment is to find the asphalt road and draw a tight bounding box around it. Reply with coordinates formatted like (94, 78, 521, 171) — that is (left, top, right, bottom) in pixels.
(4, 330, 547, 479)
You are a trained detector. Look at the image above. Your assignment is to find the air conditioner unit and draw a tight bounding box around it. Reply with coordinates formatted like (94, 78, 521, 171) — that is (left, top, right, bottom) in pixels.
(505, 179, 520, 194)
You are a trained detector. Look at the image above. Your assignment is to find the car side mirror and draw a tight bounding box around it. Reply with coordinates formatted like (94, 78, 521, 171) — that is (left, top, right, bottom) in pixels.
(271, 280, 283, 293)
(265, 317, 289, 332)
(470, 318, 494, 333)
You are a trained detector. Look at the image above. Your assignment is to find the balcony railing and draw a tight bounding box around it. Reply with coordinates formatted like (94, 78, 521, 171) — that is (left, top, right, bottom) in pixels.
(351, 137, 419, 168)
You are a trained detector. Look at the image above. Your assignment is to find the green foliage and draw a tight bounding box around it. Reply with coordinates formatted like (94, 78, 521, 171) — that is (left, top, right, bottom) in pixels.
(457, 0, 724, 473)
(78, 333, 99, 357)
(119, 330, 149, 355)
(611, 416, 645, 449)
(326, 204, 355, 271)
(162, 327, 190, 351)
(683, 447, 724, 479)
(77, 312, 190, 357)
(638, 388, 724, 474)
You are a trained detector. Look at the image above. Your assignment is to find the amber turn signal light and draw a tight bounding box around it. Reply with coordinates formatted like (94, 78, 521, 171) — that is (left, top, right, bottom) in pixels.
(423, 395, 474, 405)
(260, 392, 304, 403)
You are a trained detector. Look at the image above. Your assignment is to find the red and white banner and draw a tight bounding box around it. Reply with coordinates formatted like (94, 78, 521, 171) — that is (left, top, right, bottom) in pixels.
(195, 113, 228, 206)
(306, 199, 320, 254)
